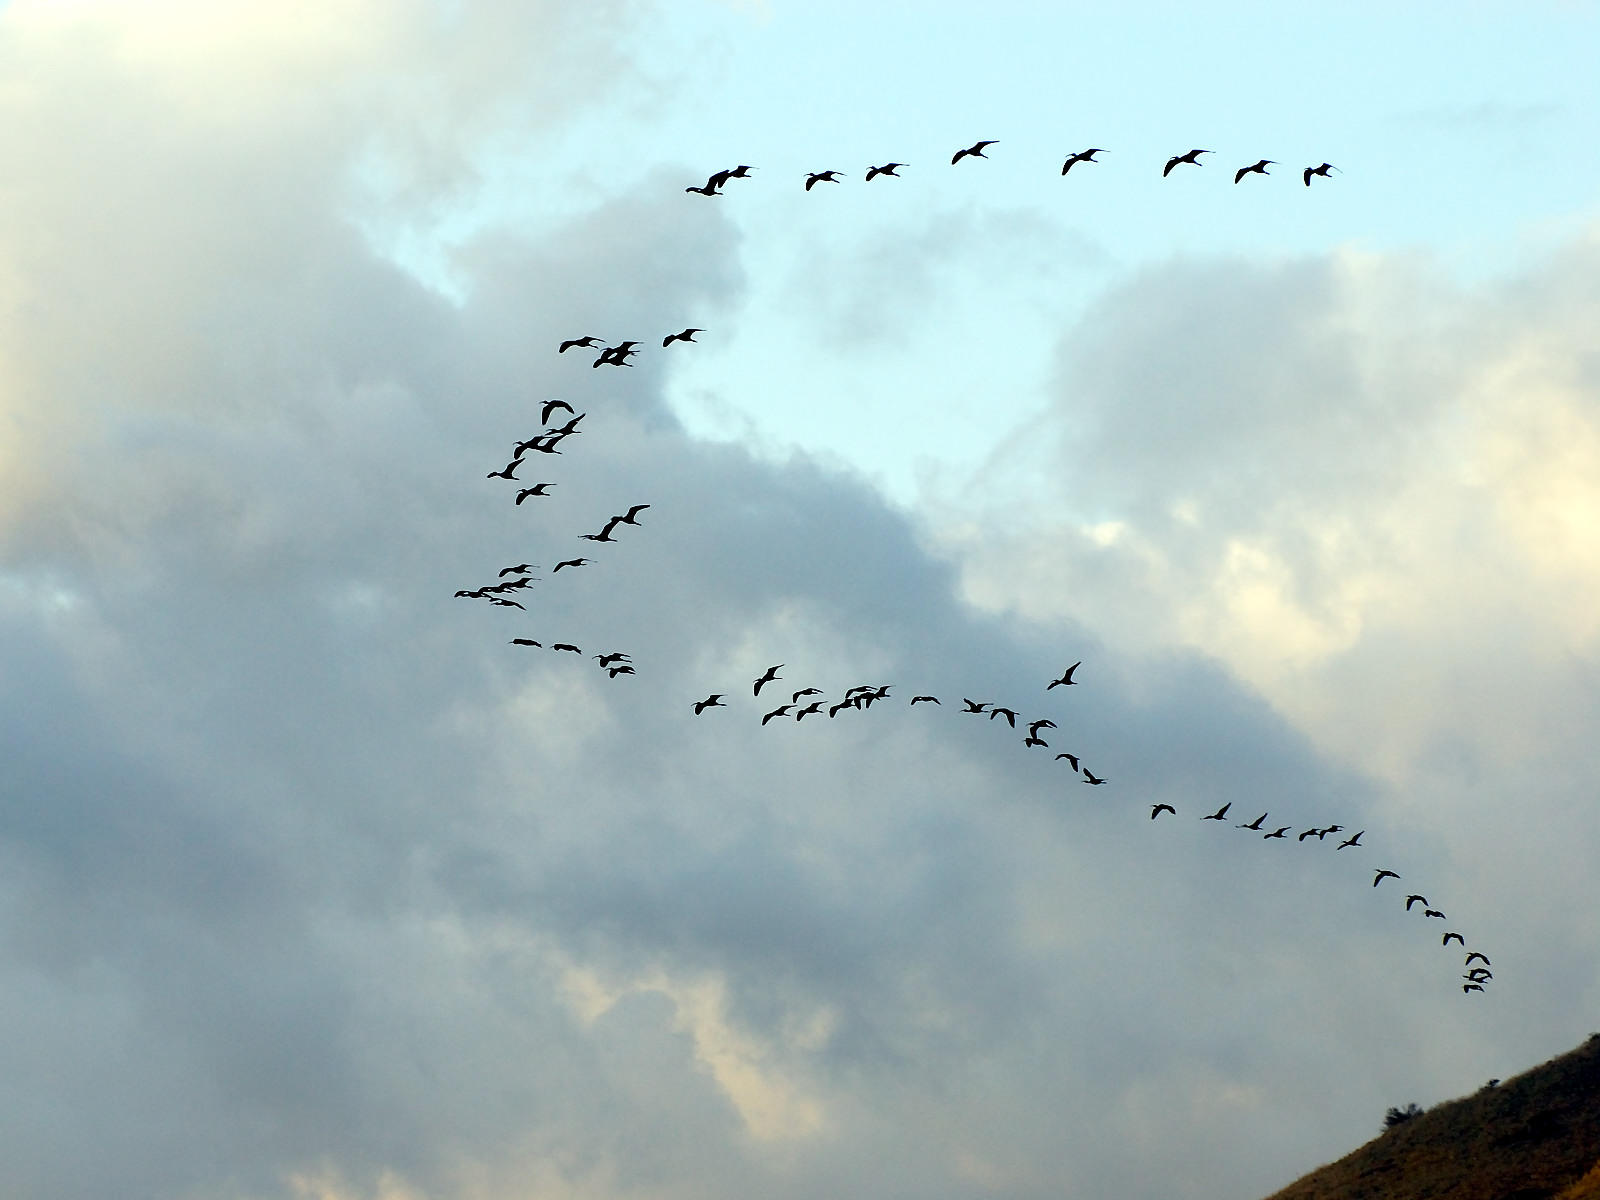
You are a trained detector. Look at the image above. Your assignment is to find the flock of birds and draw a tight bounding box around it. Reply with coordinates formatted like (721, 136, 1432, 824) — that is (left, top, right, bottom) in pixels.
(680, 142, 1340, 195)
(453, 170, 1496, 997)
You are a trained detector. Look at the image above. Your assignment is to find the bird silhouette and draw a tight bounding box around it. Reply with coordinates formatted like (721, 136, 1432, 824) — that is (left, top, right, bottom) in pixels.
(805, 170, 844, 190)
(791, 687, 822, 702)
(684, 183, 721, 196)
(615, 504, 650, 525)
(988, 707, 1018, 727)
(961, 698, 989, 713)
(541, 399, 575, 424)
(693, 694, 725, 715)
(753, 664, 783, 696)
(1163, 148, 1210, 176)
(910, 695, 940, 705)
(794, 701, 825, 721)
(1297, 827, 1321, 842)
(761, 704, 793, 725)
(1056, 752, 1081, 771)
(1444, 933, 1466, 947)
(1028, 718, 1057, 735)
(1234, 159, 1274, 183)
(1152, 804, 1176, 819)
(1337, 830, 1365, 849)
(1465, 952, 1491, 967)
(608, 664, 635, 678)
(552, 643, 581, 653)
(1238, 812, 1268, 831)
(1423, 909, 1446, 920)
(951, 140, 998, 164)
(1023, 735, 1049, 749)
(558, 336, 603, 353)
(1048, 662, 1081, 689)
(1061, 148, 1105, 174)
(1264, 826, 1290, 839)
(515, 484, 554, 504)
(1202, 802, 1232, 821)
(552, 558, 592, 572)
(488, 597, 525, 609)
(663, 328, 702, 347)
(1082, 769, 1107, 785)
(1405, 895, 1428, 911)
(1373, 869, 1400, 887)
(594, 653, 631, 668)
(486, 460, 521, 480)
(1462, 983, 1484, 994)
(865, 162, 906, 181)
(509, 638, 541, 647)
(1303, 162, 1339, 186)
(500, 564, 537, 577)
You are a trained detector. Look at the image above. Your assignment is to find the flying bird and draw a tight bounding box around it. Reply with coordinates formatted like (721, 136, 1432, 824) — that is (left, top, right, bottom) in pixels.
(693, 694, 725, 715)
(1082, 770, 1107, 785)
(1202, 802, 1231, 821)
(684, 183, 721, 196)
(1424, 909, 1446, 920)
(910, 695, 941, 705)
(761, 705, 793, 725)
(753, 664, 783, 696)
(552, 558, 592, 572)
(1303, 162, 1339, 186)
(1444, 932, 1466, 947)
(1405, 895, 1428, 911)
(552, 643, 581, 654)
(1463, 983, 1484, 994)
(1163, 148, 1210, 176)
(1048, 662, 1081, 689)
(579, 526, 618, 543)
(509, 638, 541, 647)
(1238, 812, 1268, 831)
(1465, 953, 1491, 967)
(988, 707, 1018, 727)
(558, 336, 603, 353)
(663, 328, 703, 347)
(1264, 826, 1290, 840)
(608, 665, 635, 678)
(1061, 148, 1105, 174)
(1337, 830, 1365, 849)
(1023, 735, 1049, 749)
(486, 460, 521, 480)
(488, 597, 525, 609)
(951, 140, 998, 164)
(1151, 804, 1176, 820)
(727, 165, 755, 179)
(1028, 718, 1057, 735)
(805, 170, 844, 190)
(595, 653, 631, 668)
(1055, 752, 1081, 772)
(615, 504, 651, 525)
(961, 698, 989, 713)
(541, 399, 575, 424)
(1234, 159, 1274, 183)
(1297, 827, 1322, 842)
(500, 564, 537, 577)
(1373, 869, 1400, 887)
(865, 162, 906, 181)
(515, 484, 554, 504)
(794, 701, 825, 721)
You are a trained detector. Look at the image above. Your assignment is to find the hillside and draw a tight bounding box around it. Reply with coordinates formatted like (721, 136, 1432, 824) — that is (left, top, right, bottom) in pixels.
(1263, 1034, 1600, 1200)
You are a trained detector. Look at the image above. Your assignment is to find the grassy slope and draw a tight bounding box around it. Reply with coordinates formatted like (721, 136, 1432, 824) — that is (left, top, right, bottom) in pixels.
(1263, 1034, 1600, 1200)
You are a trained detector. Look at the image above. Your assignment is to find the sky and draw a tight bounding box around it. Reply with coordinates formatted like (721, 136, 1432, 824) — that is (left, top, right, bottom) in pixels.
(1, 2, 1598, 1199)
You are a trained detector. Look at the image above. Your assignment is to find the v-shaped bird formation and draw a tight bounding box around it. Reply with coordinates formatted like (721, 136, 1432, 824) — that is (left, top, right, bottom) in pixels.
(450, 147, 1496, 1002)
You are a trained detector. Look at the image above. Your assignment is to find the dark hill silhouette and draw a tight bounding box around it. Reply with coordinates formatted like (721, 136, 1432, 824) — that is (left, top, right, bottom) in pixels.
(1262, 1034, 1600, 1200)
